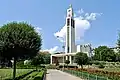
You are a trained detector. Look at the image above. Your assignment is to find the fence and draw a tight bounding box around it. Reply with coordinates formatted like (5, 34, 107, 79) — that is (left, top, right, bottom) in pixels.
(63, 69, 109, 80)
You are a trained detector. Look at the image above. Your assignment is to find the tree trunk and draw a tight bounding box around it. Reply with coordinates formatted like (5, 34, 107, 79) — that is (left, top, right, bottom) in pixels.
(81, 65, 83, 70)
(13, 57, 16, 80)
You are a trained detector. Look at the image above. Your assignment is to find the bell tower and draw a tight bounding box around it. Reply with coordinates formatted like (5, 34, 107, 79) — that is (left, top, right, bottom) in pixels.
(65, 4, 75, 53)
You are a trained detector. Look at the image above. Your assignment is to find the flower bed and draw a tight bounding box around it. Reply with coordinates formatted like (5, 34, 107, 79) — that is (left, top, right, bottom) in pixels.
(64, 68, 120, 80)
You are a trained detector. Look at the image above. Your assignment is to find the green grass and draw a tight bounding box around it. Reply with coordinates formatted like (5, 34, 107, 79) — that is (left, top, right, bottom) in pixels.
(0, 69, 45, 80)
(0, 69, 33, 79)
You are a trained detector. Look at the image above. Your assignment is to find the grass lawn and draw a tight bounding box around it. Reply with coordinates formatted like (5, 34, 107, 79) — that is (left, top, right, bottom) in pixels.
(0, 69, 33, 79)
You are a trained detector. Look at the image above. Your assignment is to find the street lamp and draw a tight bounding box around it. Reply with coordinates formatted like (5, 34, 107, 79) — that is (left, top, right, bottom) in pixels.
(56, 36, 65, 70)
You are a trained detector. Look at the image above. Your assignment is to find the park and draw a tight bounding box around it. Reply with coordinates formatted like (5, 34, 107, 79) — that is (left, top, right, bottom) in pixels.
(0, 16, 120, 80)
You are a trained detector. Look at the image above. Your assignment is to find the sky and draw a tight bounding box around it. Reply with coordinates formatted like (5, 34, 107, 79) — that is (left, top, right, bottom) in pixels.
(0, 0, 120, 53)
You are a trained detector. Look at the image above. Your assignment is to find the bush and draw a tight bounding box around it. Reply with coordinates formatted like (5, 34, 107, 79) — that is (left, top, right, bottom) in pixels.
(59, 65, 78, 68)
(46, 64, 56, 69)
(98, 64, 105, 68)
(34, 71, 44, 80)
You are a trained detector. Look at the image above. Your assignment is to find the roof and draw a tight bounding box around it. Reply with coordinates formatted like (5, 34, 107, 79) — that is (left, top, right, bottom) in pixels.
(51, 53, 76, 57)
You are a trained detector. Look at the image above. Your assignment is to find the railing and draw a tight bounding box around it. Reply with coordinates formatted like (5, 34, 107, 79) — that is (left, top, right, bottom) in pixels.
(62, 69, 109, 80)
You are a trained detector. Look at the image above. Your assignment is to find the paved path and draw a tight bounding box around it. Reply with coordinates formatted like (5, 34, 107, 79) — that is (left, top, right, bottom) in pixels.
(46, 69, 84, 80)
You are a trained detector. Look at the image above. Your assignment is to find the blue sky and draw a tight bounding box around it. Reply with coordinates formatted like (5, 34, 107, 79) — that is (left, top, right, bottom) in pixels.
(0, 0, 120, 52)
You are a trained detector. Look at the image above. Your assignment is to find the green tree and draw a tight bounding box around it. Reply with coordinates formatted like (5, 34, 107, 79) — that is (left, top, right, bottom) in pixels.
(75, 52, 88, 69)
(39, 51, 51, 64)
(93, 46, 108, 61)
(115, 53, 120, 61)
(65, 60, 70, 68)
(93, 46, 116, 61)
(44, 54, 51, 64)
(102, 48, 116, 62)
(31, 54, 44, 70)
(0, 22, 41, 79)
(117, 32, 120, 53)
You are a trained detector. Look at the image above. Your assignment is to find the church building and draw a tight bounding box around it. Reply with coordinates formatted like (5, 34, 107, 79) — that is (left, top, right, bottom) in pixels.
(51, 5, 93, 65)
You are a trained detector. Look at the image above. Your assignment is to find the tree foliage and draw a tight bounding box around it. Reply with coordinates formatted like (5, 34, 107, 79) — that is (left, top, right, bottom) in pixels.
(39, 51, 51, 64)
(65, 60, 70, 68)
(93, 46, 116, 62)
(117, 32, 120, 53)
(93, 46, 107, 60)
(75, 52, 88, 69)
(0, 22, 42, 79)
(31, 54, 44, 70)
(65, 60, 70, 65)
(0, 22, 41, 58)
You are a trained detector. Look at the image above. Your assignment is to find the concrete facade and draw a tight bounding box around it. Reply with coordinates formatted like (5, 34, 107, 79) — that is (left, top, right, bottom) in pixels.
(65, 4, 75, 53)
(51, 5, 93, 65)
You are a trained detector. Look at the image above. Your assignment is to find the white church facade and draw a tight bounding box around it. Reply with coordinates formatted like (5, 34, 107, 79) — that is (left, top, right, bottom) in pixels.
(51, 5, 93, 65)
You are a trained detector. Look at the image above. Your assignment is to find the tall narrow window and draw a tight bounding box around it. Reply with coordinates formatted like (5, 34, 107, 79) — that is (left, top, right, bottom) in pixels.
(73, 20, 75, 28)
(67, 18, 70, 26)
(67, 47, 69, 53)
(71, 19, 73, 27)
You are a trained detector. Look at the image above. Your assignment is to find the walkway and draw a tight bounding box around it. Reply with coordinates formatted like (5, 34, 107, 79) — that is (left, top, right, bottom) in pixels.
(46, 69, 84, 80)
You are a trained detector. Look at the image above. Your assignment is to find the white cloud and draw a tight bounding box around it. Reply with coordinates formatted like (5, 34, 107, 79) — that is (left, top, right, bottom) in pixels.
(85, 13, 102, 20)
(34, 27, 42, 35)
(54, 8, 102, 42)
(42, 46, 59, 54)
(77, 9, 84, 14)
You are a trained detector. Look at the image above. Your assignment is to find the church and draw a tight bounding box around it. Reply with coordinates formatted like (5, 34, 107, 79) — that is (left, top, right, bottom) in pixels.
(51, 5, 93, 65)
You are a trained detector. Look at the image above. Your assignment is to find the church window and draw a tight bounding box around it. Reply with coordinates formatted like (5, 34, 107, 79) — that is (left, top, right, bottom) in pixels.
(67, 47, 69, 53)
(67, 18, 70, 26)
(73, 20, 75, 28)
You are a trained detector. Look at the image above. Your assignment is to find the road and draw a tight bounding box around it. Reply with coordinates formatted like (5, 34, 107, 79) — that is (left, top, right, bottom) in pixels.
(46, 69, 84, 80)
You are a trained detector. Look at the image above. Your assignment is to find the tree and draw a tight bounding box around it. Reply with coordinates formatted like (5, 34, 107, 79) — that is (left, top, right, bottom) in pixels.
(102, 48, 116, 62)
(75, 52, 88, 69)
(93, 46, 108, 61)
(31, 54, 44, 70)
(65, 60, 70, 68)
(0, 22, 41, 79)
(39, 51, 51, 64)
(117, 32, 120, 53)
(44, 54, 51, 64)
(93, 46, 116, 61)
(116, 53, 120, 61)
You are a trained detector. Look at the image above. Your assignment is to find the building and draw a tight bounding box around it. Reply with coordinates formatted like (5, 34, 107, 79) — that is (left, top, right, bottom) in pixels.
(76, 44, 93, 57)
(51, 5, 93, 65)
(65, 4, 75, 54)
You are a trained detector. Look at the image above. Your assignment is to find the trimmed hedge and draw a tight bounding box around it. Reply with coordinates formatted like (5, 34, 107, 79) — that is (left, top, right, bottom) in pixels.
(34, 71, 44, 80)
(59, 65, 78, 68)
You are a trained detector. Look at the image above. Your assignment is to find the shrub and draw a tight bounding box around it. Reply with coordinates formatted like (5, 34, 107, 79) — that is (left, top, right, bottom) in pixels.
(34, 71, 44, 80)
(59, 65, 78, 68)
(98, 64, 105, 68)
(46, 64, 56, 69)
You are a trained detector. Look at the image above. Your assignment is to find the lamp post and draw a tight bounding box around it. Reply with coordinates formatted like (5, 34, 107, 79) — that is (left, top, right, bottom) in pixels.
(62, 45, 65, 70)
(56, 36, 65, 70)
